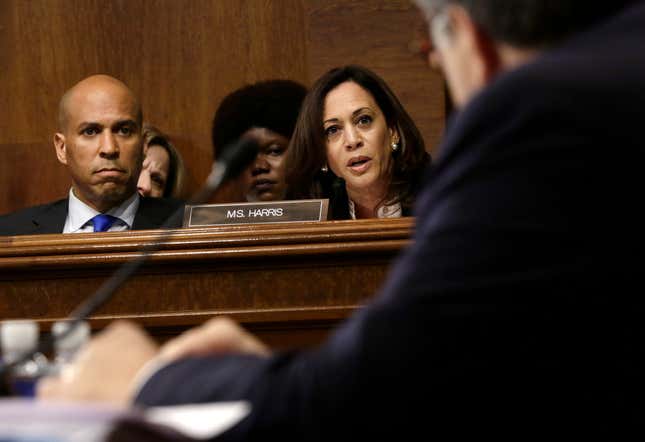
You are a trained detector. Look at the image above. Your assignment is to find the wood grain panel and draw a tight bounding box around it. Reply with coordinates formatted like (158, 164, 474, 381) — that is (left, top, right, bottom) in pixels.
(0, 218, 412, 349)
(0, 142, 69, 215)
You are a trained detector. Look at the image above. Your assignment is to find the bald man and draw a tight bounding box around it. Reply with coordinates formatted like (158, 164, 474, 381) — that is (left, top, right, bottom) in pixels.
(0, 75, 183, 235)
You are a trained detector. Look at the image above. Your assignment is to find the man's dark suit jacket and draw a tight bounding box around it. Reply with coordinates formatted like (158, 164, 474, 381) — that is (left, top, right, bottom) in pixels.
(136, 4, 645, 440)
(0, 196, 184, 235)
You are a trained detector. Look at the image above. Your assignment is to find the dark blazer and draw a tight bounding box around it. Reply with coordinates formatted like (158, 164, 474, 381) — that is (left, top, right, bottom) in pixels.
(0, 196, 184, 236)
(136, 4, 645, 440)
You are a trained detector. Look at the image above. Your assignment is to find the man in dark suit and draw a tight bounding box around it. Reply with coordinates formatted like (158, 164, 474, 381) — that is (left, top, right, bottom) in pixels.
(0, 75, 183, 236)
(39, 0, 645, 439)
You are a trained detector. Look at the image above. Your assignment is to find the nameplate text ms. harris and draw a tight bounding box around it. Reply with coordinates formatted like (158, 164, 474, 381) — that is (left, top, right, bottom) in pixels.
(183, 199, 329, 227)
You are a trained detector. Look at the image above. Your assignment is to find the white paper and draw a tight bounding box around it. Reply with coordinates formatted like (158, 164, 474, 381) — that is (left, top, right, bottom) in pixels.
(0, 398, 251, 441)
(145, 401, 251, 439)
(0, 398, 122, 442)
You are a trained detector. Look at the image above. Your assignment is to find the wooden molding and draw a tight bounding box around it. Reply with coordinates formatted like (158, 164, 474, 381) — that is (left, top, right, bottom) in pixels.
(0, 219, 413, 349)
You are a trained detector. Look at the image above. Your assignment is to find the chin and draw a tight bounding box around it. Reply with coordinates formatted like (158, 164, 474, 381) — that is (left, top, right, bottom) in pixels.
(248, 193, 272, 202)
(345, 174, 383, 191)
(249, 187, 287, 202)
(99, 185, 132, 202)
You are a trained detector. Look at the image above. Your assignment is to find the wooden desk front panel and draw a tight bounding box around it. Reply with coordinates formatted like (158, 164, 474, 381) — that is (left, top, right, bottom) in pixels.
(0, 218, 412, 349)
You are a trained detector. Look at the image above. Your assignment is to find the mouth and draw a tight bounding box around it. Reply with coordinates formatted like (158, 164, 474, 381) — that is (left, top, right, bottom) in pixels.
(252, 179, 276, 191)
(346, 156, 372, 174)
(94, 168, 126, 179)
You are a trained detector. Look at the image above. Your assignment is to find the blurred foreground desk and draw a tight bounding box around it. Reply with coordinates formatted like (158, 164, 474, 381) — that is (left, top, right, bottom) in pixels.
(0, 218, 412, 349)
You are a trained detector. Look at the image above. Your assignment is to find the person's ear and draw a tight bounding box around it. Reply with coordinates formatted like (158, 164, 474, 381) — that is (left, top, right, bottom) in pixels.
(388, 126, 401, 153)
(54, 133, 68, 165)
(388, 126, 400, 144)
(448, 5, 501, 84)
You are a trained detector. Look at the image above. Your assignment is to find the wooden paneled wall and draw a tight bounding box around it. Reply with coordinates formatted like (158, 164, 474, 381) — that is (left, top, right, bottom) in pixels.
(0, 0, 444, 216)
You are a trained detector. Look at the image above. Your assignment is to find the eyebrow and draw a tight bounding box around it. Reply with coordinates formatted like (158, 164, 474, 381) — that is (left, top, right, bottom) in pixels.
(259, 136, 286, 146)
(76, 119, 138, 129)
(260, 143, 285, 151)
(77, 121, 101, 129)
(113, 119, 138, 128)
(323, 107, 373, 125)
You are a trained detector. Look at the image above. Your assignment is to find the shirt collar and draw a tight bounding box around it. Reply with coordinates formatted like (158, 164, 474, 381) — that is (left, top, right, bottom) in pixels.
(66, 189, 140, 232)
(348, 199, 402, 220)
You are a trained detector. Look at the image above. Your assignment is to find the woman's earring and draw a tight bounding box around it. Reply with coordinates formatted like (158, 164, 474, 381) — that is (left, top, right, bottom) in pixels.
(391, 141, 400, 153)
(321, 163, 329, 173)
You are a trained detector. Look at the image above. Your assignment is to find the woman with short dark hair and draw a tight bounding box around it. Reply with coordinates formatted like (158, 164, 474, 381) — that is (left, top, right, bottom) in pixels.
(211, 80, 308, 202)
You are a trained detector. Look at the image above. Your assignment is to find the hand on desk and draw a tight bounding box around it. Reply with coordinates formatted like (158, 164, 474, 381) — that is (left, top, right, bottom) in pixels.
(159, 316, 270, 361)
(37, 317, 270, 405)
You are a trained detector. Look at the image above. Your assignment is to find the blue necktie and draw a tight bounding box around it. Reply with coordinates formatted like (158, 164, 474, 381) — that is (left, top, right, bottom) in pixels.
(91, 214, 119, 232)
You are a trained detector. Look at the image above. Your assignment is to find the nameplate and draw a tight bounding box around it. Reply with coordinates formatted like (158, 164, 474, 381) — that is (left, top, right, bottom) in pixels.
(183, 199, 329, 227)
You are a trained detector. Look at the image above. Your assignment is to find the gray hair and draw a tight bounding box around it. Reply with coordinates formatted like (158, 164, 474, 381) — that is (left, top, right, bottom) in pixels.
(413, 0, 637, 48)
(413, 0, 451, 18)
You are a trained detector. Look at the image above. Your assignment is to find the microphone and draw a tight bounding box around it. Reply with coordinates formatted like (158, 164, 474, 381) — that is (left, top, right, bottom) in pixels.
(213, 136, 263, 186)
(187, 137, 260, 207)
(0, 137, 259, 390)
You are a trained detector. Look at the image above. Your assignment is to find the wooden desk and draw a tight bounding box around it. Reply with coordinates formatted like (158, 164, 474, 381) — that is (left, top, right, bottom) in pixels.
(0, 218, 412, 349)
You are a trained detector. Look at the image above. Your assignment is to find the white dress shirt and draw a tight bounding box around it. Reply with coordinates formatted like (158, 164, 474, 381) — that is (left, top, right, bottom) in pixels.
(63, 189, 140, 233)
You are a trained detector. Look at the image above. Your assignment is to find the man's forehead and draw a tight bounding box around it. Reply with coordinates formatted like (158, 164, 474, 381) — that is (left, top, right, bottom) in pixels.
(64, 87, 139, 126)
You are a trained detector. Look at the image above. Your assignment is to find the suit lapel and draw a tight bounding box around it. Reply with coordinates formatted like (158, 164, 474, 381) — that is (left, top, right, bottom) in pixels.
(31, 199, 69, 234)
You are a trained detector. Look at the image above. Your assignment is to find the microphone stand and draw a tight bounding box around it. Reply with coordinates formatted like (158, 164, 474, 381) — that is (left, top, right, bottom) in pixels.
(0, 138, 259, 393)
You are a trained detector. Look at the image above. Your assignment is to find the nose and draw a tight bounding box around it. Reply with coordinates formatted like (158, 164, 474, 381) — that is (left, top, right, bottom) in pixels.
(343, 125, 363, 151)
(251, 154, 270, 176)
(137, 170, 151, 196)
(99, 132, 119, 158)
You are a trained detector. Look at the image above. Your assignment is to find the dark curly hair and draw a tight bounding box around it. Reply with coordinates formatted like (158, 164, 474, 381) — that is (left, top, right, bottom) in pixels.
(211, 80, 308, 159)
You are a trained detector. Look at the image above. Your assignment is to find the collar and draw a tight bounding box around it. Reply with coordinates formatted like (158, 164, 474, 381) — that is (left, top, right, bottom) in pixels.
(348, 199, 402, 220)
(64, 189, 140, 233)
